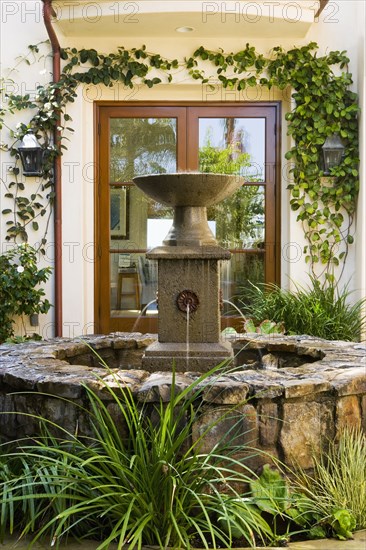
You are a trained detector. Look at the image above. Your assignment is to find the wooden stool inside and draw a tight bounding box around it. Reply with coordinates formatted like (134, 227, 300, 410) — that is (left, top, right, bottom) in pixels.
(116, 268, 140, 310)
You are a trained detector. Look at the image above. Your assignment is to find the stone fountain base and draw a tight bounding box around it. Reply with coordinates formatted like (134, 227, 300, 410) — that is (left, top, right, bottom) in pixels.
(0, 333, 365, 472)
(144, 245, 232, 371)
(141, 341, 233, 372)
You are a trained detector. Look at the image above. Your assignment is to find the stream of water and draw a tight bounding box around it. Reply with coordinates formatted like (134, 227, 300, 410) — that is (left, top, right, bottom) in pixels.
(186, 305, 190, 370)
(223, 299, 246, 322)
(131, 300, 158, 332)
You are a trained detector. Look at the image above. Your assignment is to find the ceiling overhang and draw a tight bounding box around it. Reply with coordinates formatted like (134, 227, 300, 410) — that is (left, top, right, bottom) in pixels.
(53, 1, 323, 39)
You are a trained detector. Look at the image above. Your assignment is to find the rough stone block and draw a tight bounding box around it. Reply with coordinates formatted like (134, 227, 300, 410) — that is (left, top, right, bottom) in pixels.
(202, 381, 249, 404)
(106, 402, 129, 440)
(42, 396, 79, 437)
(330, 368, 366, 396)
(281, 400, 334, 470)
(242, 446, 280, 476)
(13, 395, 42, 437)
(283, 377, 331, 399)
(336, 395, 361, 434)
(192, 404, 258, 454)
(235, 370, 285, 399)
(89, 337, 114, 350)
(0, 394, 17, 440)
(67, 353, 94, 366)
(137, 373, 192, 402)
(37, 376, 84, 399)
(112, 338, 137, 350)
(103, 369, 149, 387)
(64, 343, 90, 358)
(258, 401, 280, 447)
(362, 395, 366, 432)
(4, 367, 39, 390)
(91, 348, 118, 369)
(116, 349, 145, 368)
(135, 335, 157, 349)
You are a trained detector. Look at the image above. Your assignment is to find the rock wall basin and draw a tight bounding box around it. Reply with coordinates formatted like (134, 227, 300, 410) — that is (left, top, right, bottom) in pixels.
(0, 334, 365, 472)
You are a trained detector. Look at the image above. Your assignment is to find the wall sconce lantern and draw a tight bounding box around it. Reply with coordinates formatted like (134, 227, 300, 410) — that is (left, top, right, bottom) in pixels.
(17, 131, 44, 176)
(321, 134, 345, 175)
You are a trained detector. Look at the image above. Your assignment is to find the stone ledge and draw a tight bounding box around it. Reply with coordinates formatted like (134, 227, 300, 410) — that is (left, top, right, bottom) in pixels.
(0, 333, 365, 400)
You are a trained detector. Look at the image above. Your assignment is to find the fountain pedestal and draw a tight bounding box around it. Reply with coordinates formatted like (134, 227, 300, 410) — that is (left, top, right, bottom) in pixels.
(133, 173, 243, 372)
(143, 246, 232, 372)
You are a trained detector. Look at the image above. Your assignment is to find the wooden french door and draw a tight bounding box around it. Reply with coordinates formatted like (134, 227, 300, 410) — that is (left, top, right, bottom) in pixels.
(95, 102, 280, 334)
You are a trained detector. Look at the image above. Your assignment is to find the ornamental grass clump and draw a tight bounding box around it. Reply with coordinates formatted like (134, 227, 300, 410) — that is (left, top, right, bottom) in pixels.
(291, 427, 366, 532)
(0, 362, 277, 549)
(239, 277, 366, 341)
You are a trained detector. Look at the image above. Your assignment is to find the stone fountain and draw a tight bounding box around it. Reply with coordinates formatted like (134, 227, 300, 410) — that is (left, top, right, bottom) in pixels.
(133, 172, 243, 372)
(1, 174, 364, 472)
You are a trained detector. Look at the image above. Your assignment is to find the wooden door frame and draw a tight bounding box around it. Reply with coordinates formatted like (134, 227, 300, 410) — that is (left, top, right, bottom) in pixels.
(94, 101, 281, 334)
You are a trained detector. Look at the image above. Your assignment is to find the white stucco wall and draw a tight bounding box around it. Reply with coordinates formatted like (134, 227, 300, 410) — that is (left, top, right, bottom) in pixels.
(0, 0, 55, 338)
(304, 0, 365, 302)
(1, 1, 364, 338)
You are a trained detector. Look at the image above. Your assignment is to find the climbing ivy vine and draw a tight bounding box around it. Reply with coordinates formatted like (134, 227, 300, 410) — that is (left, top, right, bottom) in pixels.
(0, 41, 359, 280)
(187, 43, 359, 280)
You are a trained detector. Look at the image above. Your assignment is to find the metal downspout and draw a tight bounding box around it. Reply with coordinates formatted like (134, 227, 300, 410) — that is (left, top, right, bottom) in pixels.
(42, 0, 62, 336)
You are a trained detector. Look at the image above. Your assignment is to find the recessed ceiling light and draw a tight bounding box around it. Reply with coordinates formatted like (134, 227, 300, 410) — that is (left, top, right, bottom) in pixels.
(175, 26, 195, 33)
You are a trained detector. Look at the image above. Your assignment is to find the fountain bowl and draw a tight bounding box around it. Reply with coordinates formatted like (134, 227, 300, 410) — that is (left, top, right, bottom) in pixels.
(133, 172, 244, 207)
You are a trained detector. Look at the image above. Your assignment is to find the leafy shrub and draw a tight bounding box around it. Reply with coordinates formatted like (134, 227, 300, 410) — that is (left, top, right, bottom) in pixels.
(243, 318, 285, 335)
(287, 495, 356, 541)
(0, 364, 277, 549)
(246, 464, 357, 543)
(239, 277, 366, 341)
(0, 244, 51, 342)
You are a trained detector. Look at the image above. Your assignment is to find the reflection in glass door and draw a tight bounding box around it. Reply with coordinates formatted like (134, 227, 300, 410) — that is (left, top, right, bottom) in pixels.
(97, 106, 187, 333)
(109, 118, 177, 320)
(198, 117, 266, 310)
(187, 105, 279, 307)
(96, 104, 279, 334)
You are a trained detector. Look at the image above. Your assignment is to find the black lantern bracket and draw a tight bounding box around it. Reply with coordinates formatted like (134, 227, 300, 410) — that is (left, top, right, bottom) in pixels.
(321, 133, 345, 176)
(17, 130, 45, 177)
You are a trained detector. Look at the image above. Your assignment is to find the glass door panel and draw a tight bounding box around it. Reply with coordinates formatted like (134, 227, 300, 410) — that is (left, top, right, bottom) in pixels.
(109, 118, 177, 182)
(199, 117, 265, 181)
(197, 117, 266, 309)
(109, 117, 177, 321)
(110, 251, 158, 317)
